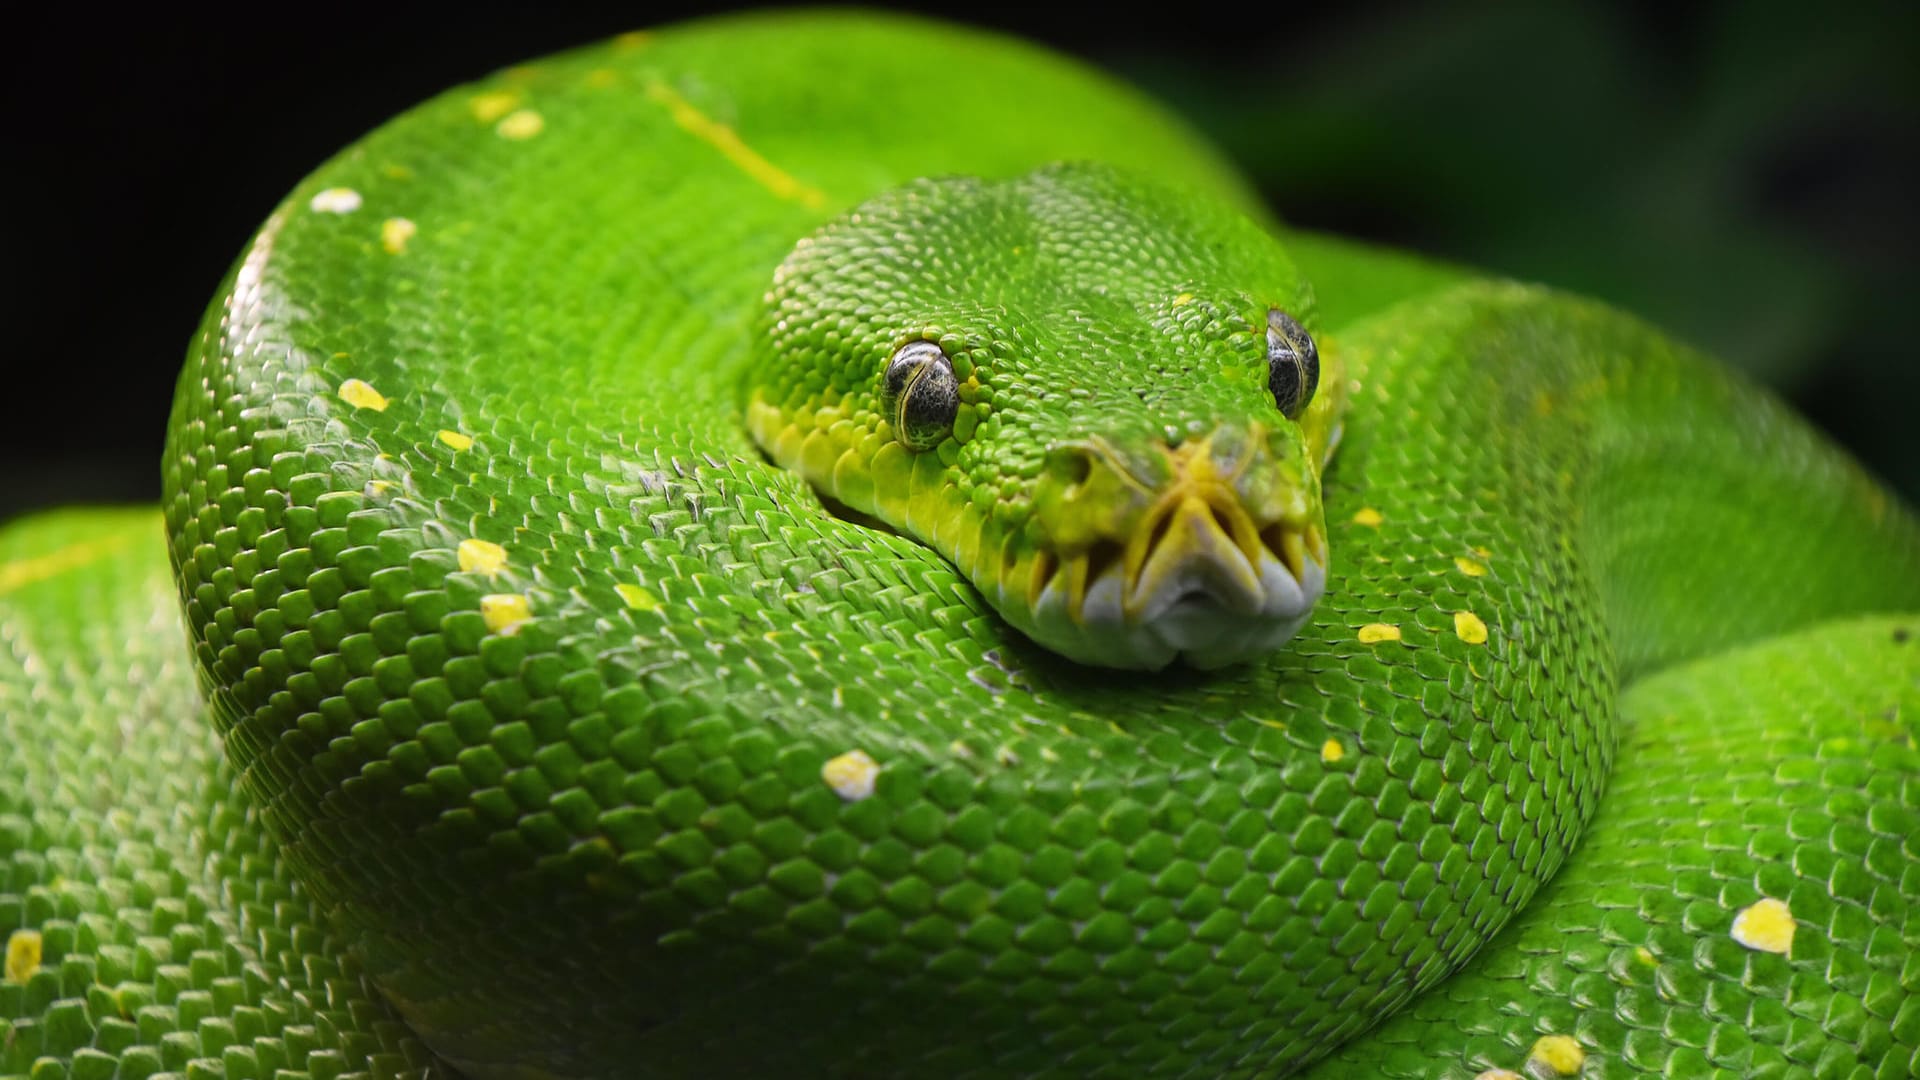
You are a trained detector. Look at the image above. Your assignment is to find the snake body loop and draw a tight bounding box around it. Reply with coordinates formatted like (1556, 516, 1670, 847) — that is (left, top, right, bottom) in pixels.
(3, 11, 1919, 1080)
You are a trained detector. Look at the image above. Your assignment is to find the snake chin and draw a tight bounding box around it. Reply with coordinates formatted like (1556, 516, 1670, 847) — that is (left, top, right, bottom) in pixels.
(1027, 532, 1326, 670)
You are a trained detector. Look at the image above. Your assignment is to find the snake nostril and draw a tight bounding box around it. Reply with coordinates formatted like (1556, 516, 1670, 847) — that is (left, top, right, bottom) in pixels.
(1045, 445, 1094, 488)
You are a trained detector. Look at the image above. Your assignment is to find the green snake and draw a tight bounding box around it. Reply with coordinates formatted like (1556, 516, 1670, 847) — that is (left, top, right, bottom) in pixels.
(4, 11, 1919, 1079)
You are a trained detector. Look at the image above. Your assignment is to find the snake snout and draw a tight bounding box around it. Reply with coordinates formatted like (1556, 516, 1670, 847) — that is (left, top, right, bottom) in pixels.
(1123, 486, 1264, 620)
(1018, 429, 1328, 669)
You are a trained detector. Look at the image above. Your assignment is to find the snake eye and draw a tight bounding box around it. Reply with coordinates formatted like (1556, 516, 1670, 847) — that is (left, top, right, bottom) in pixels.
(884, 341, 959, 451)
(1266, 309, 1319, 420)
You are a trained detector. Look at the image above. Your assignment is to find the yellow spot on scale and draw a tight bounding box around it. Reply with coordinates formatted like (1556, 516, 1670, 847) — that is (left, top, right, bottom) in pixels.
(1256, 717, 1286, 730)
(5, 928, 41, 983)
(469, 90, 521, 123)
(644, 78, 828, 209)
(480, 593, 532, 634)
(1357, 623, 1401, 644)
(1455, 610, 1489, 644)
(1040, 747, 1061, 763)
(994, 745, 1021, 767)
(949, 740, 975, 760)
(1320, 739, 1344, 763)
(1172, 292, 1195, 306)
(496, 109, 545, 140)
(1455, 556, 1488, 576)
(1635, 946, 1655, 965)
(309, 187, 362, 214)
(381, 217, 417, 254)
(821, 749, 879, 802)
(1527, 1035, 1585, 1076)
(1351, 507, 1384, 527)
(458, 538, 508, 576)
(381, 163, 414, 181)
(614, 583, 661, 610)
(337, 378, 388, 411)
(585, 68, 620, 88)
(1730, 897, 1794, 954)
(436, 429, 474, 451)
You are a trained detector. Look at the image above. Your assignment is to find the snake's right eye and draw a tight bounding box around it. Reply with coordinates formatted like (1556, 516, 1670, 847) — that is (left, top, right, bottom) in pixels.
(1266, 309, 1319, 420)
(884, 341, 959, 451)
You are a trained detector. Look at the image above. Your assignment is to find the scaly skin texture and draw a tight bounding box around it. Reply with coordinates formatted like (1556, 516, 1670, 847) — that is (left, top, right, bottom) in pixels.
(1, 510, 450, 1080)
(5, 10, 1920, 1080)
(1307, 614, 1920, 1079)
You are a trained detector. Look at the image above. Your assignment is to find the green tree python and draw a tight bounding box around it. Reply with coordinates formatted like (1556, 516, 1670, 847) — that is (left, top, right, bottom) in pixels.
(4, 11, 1918, 1079)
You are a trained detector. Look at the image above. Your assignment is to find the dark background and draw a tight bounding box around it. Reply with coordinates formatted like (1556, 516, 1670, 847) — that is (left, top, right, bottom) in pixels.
(6, 1, 1917, 522)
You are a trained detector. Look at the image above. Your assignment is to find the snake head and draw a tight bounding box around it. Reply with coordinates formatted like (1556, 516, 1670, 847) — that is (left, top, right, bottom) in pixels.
(749, 162, 1338, 670)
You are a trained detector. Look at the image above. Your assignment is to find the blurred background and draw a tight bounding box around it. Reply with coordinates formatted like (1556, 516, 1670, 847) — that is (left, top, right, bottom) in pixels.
(6, 0, 1916, 521)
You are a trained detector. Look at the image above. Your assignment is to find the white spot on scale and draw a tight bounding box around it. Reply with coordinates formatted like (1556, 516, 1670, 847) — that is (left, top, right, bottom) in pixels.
(822, 750, 879, 801)
(309, 187, 363, 214)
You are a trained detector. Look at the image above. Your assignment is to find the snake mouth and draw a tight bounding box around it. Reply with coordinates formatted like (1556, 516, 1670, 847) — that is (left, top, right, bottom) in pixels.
(1023, 489, 1327, 669)
(1026, 500, 1324, 619)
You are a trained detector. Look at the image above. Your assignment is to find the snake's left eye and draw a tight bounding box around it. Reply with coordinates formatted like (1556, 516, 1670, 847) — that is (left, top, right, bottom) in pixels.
(884, 341, 959, 451)
(1266, 309, 1319, 420)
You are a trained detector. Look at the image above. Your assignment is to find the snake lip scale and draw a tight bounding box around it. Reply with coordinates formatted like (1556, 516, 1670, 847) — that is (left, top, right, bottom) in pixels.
(1027, 513, 1325, 671)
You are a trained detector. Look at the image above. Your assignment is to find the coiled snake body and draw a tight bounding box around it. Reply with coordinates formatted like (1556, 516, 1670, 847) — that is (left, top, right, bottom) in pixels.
(4, 12, 1918, 1079)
